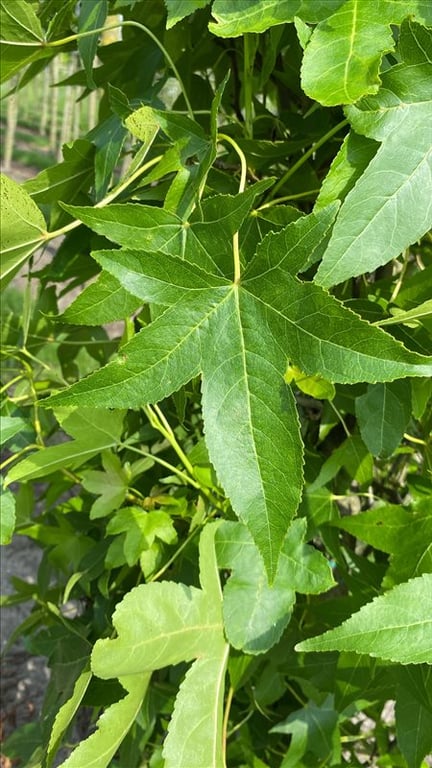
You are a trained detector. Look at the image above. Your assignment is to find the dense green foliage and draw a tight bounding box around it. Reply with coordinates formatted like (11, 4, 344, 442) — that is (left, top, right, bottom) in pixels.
(1, 1, 432, 766)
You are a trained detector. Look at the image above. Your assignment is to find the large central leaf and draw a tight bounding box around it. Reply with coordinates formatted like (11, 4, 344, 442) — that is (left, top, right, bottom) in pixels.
(45, 201, 432, 579)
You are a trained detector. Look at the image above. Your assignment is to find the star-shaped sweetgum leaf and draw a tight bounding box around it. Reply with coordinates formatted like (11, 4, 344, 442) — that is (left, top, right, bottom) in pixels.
(46, 203, 432, 580)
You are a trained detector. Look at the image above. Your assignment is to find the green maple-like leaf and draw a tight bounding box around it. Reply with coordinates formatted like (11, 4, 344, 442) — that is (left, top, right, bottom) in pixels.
(316, 19, 432, 287)
(332, 502, 432, 587)
(81, 451, 129, 519)
(355, 380, 412, 458)
(215, 517, 334, 654)
(45, 200, 432, 579)
(300, 0, 431, 106)
(89, 523, 229, 768)
(5, 408, 125, 485)
(296, 573, 432, 664)
(57, 674, 150, 768)
(0, 173, 47, 287)
(164, 0, 211, 29)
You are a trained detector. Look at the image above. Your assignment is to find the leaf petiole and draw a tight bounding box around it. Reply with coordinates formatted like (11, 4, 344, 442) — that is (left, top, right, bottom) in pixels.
(217, 134, 247, 283)
(44, 21, 194, 119)
(44, 154, 163, 242)
(266, 118, 348, 201)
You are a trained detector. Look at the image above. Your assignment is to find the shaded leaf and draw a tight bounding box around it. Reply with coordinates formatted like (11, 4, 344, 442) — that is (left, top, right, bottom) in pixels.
(23, 139, 95, 206)
(47, 665, 92, 767)
(271, 695, 340, 766)
(164, 0, 210, 29)
(333, 503, 432, 587)
(296, 574, 432, 664)
(215, 518, 334, 653)
(396, 679, 432, 768)
(77, 0, 108, 89)
(88, 114, 127, 200)
(355, 380, 412, 457)
(81, 452, 129, 519)
(315, 131, 378, 210)
(0, 416, 28, 446)
(5, 408, 125, 484)
(375, 299, 432, 328)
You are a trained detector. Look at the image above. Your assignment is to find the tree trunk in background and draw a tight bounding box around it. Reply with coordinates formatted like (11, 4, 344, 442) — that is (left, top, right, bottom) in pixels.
(57, 55, 76, 161)
(39, 67, 50, 136)
(72, 93, 81, 139)
(49, 57, 59, 153)
(3, 83, 18, 172)
(87, 87, 98, 131)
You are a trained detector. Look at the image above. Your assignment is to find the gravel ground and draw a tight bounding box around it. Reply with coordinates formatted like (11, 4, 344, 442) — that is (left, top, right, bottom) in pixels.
(1, 159, 64, 761)
(0, 536, 47, 740)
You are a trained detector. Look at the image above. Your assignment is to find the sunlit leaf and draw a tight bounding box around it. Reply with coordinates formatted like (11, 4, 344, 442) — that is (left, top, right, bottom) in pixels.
(0, 174, 47, 287)
(296, 574, 432, 664)
(44, 204, 432, 578)
(91, 524, 229, 768)
(0, 486, 16, 545)
(316, 20, 432, 287)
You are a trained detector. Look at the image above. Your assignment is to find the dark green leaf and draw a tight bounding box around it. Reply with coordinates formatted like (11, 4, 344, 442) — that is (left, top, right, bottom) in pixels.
(44, 203, 432, 577)
(77, 0, 108, 89)
(271, 695, 340, 765)
(5, 408, 125, 483)
(164, 0, 210, 29)
(62, 271, 143, 325)
(355, 380, 412, 457)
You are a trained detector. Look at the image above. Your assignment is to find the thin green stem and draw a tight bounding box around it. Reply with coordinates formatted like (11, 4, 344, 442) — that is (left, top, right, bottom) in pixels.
(328, 398, 351, 438)
(257, 189, 321, 210)
(144, 405, 224, 510)
(43, 20, 194, 119)
(222, 685, 235, 756)
(243, 34, 256, 139)
(119, 442, 200, 489)
(389, 249, 409, 303)
(148, 524, 200, 582)
(0, 444, 40, 472)
(44, 154, 163, 242)
(218, 134, 247, 194)
(145, 404, 196, 478)
(217, 134, 247, 284)
(266, 118, 348, 201)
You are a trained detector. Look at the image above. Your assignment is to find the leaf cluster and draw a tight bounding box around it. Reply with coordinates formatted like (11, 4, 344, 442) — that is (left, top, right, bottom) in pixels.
(1, 2, 432, 767)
